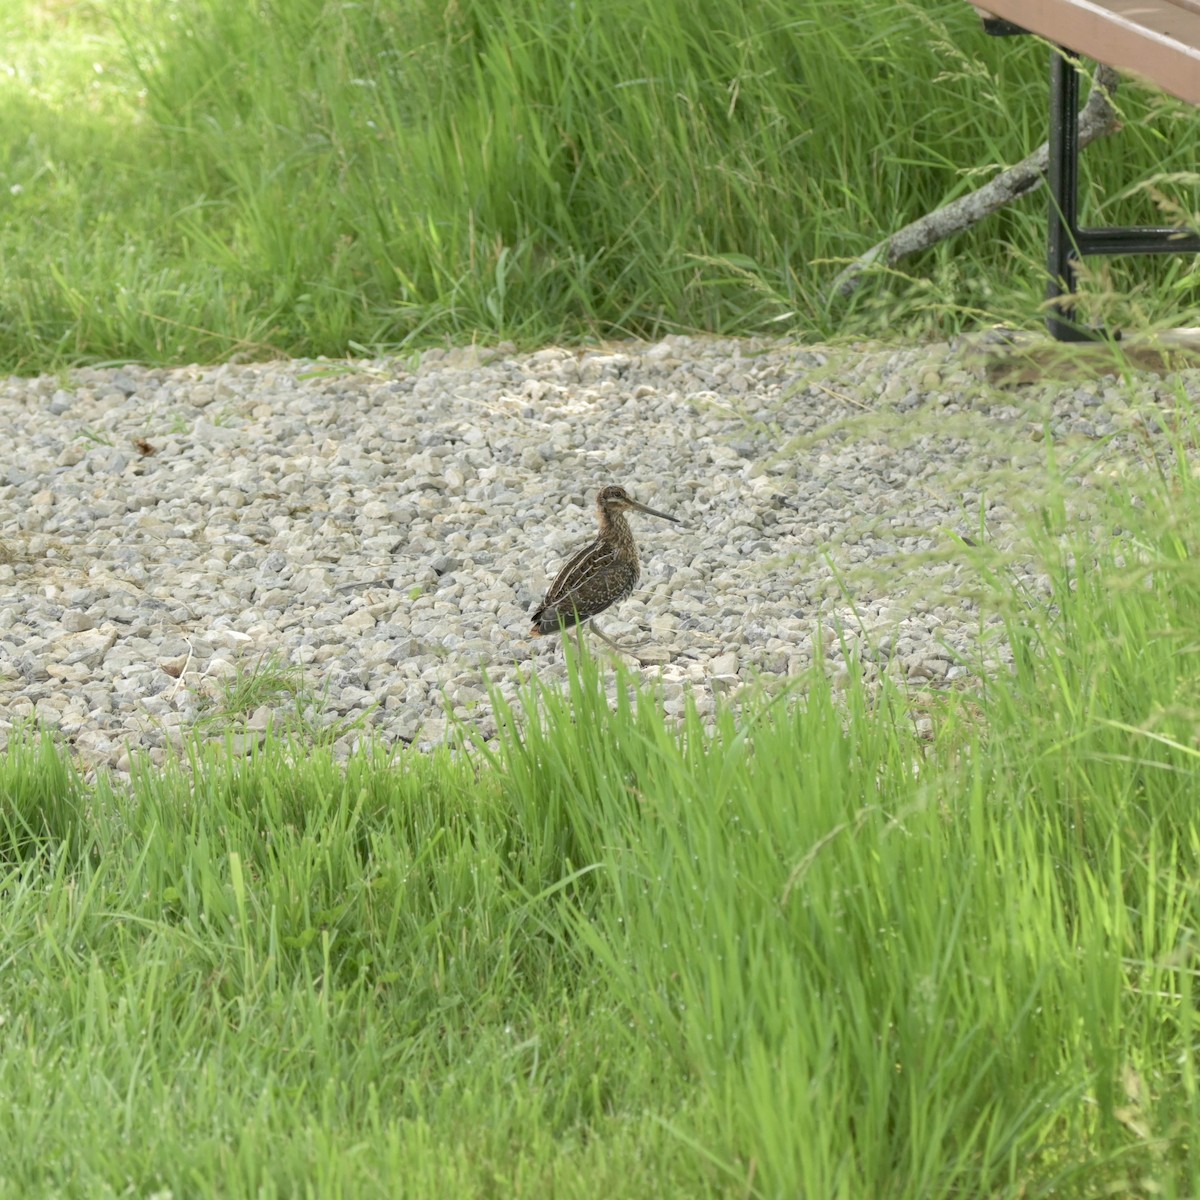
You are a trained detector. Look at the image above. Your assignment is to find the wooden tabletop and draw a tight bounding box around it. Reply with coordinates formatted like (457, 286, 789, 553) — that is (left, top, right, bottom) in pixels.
(972, 1, 1200, 105)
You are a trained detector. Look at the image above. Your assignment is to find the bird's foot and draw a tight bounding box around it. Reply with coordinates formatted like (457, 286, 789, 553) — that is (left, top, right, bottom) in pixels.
(586, 620, 635, 655)
(587, 622, 673, 665)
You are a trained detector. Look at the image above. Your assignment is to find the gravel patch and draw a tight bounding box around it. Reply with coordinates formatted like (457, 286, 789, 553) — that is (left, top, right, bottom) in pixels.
(0, 335, 1188, 773)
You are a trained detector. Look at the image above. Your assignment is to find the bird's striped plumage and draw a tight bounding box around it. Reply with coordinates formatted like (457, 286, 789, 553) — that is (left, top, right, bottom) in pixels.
(530, 485, 676, 639)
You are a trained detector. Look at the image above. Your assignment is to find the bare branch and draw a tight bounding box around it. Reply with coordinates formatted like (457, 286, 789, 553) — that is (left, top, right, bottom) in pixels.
(829, 63, 1122, 299)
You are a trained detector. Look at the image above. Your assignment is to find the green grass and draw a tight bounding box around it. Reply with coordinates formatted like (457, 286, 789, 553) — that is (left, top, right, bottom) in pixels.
(5, 4, 1200, 1193)
(2, 0, 1198, 371)
(189, 650, 370, 746)
(5, 447, 1200, 1196)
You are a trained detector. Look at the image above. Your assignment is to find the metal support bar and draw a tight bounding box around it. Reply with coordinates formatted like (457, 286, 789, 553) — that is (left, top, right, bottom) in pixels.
(1045, 48, 1086, 340)
(1045, 47, 1200, 341)
(980, 16, 1027, 37)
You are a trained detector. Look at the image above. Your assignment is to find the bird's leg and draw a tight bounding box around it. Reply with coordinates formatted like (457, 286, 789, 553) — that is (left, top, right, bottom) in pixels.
(587, 620, 635, 655)
(558, 620, 596, 662)
(590, 621, 673, 666)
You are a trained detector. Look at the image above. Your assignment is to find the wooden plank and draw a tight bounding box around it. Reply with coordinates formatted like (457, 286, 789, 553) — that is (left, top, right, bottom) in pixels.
(974, 0, 1200, 104)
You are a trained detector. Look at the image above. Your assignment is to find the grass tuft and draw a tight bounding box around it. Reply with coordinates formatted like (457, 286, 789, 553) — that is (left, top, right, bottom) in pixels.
(3, 0, 1199, 369)
(0, 724, 91, 864)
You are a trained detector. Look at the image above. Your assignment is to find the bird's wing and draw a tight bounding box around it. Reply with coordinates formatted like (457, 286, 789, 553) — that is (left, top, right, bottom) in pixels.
(543, 536, 623, 608)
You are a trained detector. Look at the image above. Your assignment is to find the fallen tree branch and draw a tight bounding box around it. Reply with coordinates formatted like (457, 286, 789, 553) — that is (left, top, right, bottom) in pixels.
(829, 63, 1121, 299)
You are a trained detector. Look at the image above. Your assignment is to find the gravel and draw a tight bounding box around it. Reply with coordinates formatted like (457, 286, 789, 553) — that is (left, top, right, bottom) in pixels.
(0, 334, 1189, 774)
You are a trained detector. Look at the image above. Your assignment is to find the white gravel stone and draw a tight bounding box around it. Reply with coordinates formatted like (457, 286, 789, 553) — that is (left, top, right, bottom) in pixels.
(0, 337, 1187, 773)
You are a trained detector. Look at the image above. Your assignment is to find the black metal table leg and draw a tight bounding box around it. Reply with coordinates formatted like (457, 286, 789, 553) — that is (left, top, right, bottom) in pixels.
(1046, 48, 1091, 341)
(1041, 46, 1200, 342)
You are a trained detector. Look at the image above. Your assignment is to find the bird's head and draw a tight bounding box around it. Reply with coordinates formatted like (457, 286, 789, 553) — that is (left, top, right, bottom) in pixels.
(596, 485, 678, 523)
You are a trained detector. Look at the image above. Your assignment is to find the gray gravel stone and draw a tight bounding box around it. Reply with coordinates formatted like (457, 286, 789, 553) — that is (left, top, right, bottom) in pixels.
(0, 337, 1187, 773)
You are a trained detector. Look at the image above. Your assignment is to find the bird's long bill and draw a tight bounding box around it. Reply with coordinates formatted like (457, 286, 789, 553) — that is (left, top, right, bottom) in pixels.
(627, 499, 679, 522)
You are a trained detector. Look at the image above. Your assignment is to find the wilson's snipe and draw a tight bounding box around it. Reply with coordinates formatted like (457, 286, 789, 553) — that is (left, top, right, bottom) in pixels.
(530, 484, 678, 652)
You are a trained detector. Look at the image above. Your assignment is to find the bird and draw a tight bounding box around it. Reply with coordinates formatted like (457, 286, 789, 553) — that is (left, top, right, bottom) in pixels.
(530, 484, 679, 652)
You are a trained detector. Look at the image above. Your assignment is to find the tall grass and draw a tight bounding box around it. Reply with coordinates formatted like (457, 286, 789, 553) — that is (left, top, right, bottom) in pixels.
(482, 517, 1200, 1196)
(4, 447, 1200, 1195)
(2, 0, 1198, 370)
